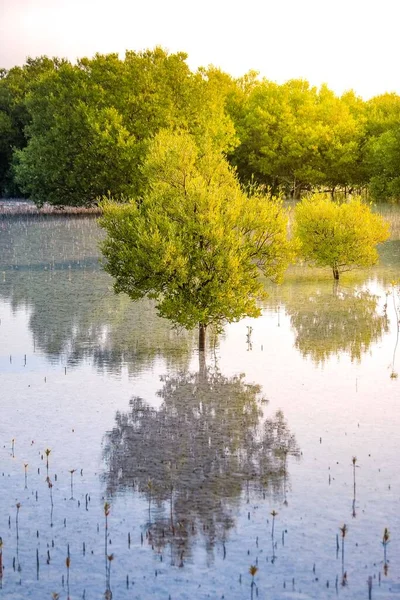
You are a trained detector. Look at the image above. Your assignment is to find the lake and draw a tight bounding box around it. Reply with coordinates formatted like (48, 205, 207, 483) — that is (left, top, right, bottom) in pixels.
(0, 210, 399, 599)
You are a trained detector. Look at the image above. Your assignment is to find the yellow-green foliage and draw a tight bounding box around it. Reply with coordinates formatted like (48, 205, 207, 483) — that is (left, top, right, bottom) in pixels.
(100, 129, 293, 332)
(294, 194, 390, 279)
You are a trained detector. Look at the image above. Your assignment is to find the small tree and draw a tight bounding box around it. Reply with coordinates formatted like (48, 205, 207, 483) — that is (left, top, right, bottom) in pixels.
(100, 130, 292, 350)
(294, 194, 389, 280)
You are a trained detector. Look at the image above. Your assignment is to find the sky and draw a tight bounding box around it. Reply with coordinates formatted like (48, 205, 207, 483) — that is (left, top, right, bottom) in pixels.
(0, 0, 399, 99)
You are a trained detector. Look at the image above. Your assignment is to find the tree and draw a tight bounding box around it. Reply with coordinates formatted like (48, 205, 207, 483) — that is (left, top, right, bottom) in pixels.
(13, 49, 237, 206)
(13, 61, 139, 206)
(0, 56, 63, 196)
(366, 127, 400, 202)
(314, 86, 366, 194)
(99, 130, 292, 350)
(363, 93, 400, 201)
(294, 195, 390, 280)
(227, 79, 365, 197)
(365, 93, 400, 138)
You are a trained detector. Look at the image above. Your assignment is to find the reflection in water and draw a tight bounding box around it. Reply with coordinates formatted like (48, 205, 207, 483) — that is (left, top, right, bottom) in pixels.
(0, 216, 398, 374)
(387, 284, 399, 378)
(1, 216, 395, 376)
(1, 270, 199, 373)
(103, 367, 299, 563)
(0, 217, 210, 373)
(351, 457, 358, 519)
(287, 286, 389, 364)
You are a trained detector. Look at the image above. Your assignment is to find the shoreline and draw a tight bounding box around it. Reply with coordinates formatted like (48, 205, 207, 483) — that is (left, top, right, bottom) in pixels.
(0, 199, 102, 217)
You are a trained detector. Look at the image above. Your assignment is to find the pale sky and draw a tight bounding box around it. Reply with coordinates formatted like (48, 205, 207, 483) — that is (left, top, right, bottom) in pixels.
(0, 0, 399, 99)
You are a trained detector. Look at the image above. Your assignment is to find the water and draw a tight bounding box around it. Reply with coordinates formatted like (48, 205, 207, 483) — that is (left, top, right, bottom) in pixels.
(0, 213, 399, 599)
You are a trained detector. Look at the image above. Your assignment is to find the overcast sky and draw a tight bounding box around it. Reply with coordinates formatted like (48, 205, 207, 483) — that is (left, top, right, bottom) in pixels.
(0, 0, 399, 99)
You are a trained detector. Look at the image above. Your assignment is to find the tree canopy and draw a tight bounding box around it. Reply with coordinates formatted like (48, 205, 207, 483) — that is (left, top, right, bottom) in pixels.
(99, 130, 293, 349)
(226, 80, 365, 197)
(293, 195, 390, 279)
(10, 49, 236, 206)
(0, 57, 64, 196)
(2, 49, 400, 204)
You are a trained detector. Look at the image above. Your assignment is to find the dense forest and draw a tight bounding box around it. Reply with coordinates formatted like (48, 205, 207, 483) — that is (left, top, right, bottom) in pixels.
(1, 48, 400, 206)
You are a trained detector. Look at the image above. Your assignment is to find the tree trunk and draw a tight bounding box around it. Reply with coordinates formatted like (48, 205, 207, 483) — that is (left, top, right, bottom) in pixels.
(199, 323, 207, 352)
(198, 347, 206, 380)
(333, 267, 340, 280)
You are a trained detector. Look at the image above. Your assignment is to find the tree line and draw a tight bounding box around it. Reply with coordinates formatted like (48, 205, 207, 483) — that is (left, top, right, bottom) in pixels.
(1, 48, 400, 205)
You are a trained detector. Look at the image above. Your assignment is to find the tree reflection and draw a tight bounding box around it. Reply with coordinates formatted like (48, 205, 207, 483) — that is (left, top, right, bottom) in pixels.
(103, 368, 299, 562)
(0, 216, 201, 373)
(287, 287, 389, 364)
(1, 268, 198, 374)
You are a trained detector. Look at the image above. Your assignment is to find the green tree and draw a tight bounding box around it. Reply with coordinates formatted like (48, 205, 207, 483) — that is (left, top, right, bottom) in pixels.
(100, 130, 292, 350)
(363, 93, 400, 201)
(0, 56, 63, 196)
(227, 79, 364, 197)
(294, 194, 390, 280)
(0, 109, 14, 193)
(365, 93, 400, 138)
(13, 61, 140, 206)
(13, 49, 236, 206)
(367, 127, 400, 202)
(314, 86, 366, 194)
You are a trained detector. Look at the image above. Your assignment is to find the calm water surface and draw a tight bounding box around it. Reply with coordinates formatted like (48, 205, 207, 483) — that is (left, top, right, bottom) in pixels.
(0, 214, 399, 599)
